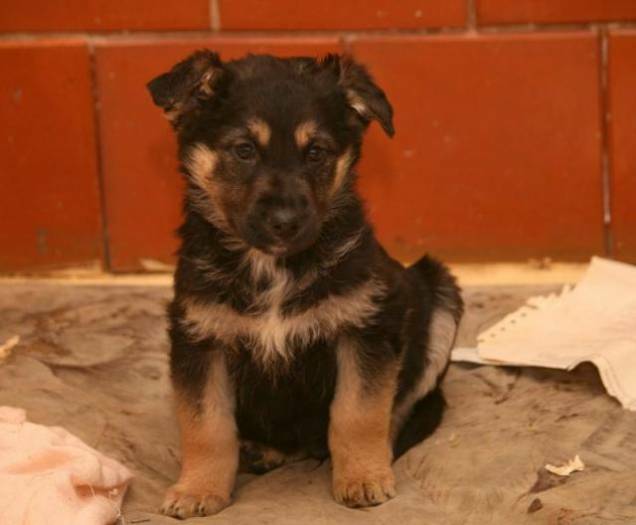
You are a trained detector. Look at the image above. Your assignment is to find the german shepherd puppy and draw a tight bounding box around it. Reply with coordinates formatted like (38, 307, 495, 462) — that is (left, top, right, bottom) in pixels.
(147, 51, 463, 519)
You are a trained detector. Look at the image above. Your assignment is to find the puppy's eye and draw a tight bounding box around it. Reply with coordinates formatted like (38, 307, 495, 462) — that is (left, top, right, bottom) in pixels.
(306, 144, 326, 163)
(233, 142, 257, 161)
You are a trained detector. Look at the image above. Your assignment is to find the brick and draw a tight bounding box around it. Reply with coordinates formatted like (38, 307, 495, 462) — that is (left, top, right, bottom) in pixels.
(95, 37, 342, 271)
(608, 30, 636, 261)
(0, 40, 102, 271)
(0, 0, 210, 32)
(477, 0, 636, 25)
(218, 0, 465, 30)
(351, 33, 603, 261)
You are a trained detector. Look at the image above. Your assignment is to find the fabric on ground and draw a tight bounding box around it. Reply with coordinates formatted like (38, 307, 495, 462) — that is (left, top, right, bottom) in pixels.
(0, 406, 132, 525)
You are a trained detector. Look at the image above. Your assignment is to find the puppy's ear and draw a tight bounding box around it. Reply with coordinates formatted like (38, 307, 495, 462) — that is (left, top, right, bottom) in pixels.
(147, 50, 224, 123)
(322, 54, 394, 137)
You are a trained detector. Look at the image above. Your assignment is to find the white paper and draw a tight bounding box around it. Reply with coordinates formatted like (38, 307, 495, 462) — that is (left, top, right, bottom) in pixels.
(451, 257, 636, 410)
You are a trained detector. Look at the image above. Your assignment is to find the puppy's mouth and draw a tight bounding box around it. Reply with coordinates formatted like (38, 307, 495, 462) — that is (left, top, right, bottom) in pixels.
(261, 230, 320, 257)
(267, 243, 292, 256)
(267, 238, 316, 257)
(240, 220, 320, 258)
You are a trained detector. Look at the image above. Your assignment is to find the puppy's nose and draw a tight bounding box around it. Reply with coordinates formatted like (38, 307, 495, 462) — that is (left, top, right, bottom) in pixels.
(267, 208, 301, 240)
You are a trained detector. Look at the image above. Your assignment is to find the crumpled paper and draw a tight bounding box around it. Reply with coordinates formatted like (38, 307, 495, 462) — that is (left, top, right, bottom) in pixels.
(452, 257, 636, 410)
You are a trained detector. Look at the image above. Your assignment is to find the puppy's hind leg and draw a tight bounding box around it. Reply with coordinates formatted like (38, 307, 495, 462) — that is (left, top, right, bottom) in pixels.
(391, 255, 463, 456)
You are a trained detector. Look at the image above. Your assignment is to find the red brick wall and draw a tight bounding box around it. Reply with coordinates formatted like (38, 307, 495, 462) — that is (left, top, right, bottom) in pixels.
(1, 1, 635, 272)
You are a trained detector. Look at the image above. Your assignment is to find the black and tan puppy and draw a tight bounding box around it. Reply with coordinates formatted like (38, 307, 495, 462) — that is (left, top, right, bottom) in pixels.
(147, 51, 463, 519)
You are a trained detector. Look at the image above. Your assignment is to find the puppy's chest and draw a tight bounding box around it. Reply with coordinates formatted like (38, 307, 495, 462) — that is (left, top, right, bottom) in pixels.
(235, 270, 312, 357)
(183, 261, 382, 366)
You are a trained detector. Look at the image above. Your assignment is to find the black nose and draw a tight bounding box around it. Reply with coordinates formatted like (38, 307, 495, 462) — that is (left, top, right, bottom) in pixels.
(267, 208, 301, 240)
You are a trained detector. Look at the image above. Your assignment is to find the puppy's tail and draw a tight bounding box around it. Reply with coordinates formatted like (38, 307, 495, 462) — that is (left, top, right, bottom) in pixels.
(393, 387, 445, 458)
(408, 254, 463, 322)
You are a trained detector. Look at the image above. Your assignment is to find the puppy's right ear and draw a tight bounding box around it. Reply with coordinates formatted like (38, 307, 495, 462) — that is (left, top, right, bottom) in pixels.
(147, 50, 224, 124)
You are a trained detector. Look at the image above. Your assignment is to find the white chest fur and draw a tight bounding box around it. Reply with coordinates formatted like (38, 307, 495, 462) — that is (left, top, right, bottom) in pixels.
(183, 250, 385, 367)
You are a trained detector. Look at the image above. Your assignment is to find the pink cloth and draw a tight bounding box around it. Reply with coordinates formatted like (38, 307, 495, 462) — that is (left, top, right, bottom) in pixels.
(0, 407, 132, 525)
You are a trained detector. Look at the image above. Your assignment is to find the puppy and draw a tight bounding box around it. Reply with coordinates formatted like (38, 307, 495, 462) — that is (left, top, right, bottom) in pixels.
(147, 51, 463, 519)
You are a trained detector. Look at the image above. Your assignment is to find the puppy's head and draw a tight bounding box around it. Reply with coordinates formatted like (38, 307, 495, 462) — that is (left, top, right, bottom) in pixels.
(148, 51, 393, 256)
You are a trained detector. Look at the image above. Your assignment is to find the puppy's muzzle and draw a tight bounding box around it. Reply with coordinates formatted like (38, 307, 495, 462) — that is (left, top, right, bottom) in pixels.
(249, 192, 319, 255)
(266, 207, 303, 241)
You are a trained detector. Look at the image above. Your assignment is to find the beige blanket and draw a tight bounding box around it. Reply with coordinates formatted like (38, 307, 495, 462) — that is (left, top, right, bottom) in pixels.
(0, 281, 634, 524)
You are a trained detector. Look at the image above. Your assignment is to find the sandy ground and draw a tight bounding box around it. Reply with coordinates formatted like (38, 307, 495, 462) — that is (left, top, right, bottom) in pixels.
(0, 279, 634, 524)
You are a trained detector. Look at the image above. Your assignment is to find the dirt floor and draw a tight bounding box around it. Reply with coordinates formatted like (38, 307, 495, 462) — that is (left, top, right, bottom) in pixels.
(0, 280, 635, 524)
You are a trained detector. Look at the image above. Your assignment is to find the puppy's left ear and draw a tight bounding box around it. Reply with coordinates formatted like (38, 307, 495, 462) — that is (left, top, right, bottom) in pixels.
(323, 54, 394, 137)
(147, 49, 224, 124)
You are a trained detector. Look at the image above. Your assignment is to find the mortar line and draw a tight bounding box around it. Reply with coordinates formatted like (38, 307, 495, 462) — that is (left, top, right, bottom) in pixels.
(476, 21, 636, 34)
(0, 28, 461, 41)
(87, 42, 112, 271)
(341, 33, 354, 54)
(598, 27, 614, 257)
(466, 0, 477, 31)
(210, 0, 221, 31)
(1, 21, 636, 40)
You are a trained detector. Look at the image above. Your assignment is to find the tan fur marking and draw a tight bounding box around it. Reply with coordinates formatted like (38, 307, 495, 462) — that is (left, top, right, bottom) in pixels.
(186, 143, 218, 188)
(165, 106, 182, 122)
(247, 118, 271, 147)
(323, 228, 364, 269)
(185, 143, 233, 231)
(182, 276, 386, 367)
(329, 339, 398, 507)
(294, 120, 317, 148)
(331, 148, 354, 197)
(346, 89, 369, 118)
(161, 351, 239, 518)
(245, 248, 279, 284)
(199, 68, 217, 96)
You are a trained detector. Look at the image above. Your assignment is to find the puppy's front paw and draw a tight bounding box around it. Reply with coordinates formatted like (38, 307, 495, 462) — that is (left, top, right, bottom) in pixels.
(160, 484, 229, 519)
(333, 469, 396, 508)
